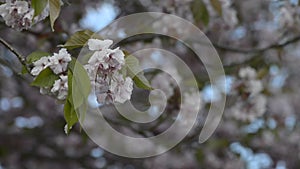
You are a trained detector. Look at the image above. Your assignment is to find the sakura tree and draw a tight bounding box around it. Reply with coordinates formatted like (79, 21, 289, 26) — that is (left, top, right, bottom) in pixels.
(0, 0, 299, 169)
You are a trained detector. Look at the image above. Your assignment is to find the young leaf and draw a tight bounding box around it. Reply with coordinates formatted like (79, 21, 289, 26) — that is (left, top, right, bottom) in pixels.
(77, 101, 87, 124)
(26, 51, 50, 63)
(60, 30, 101, 50)
(67, 69, 78, 106)
(67, 69, 73, 98)
(32, 0, 48, 16)
(64, 99, 78, 134)
(49, 0, 61, 31)
(210, 0, 222, 16)
(31, 67, 59, 87)
(67, 69, 88, 126)
(77, 52, 94, 65)
(21, 65, 29, 75)
(68, 59, 91, 109)
(191, 0, 210, 26)
(125, 55, 152, 90)
(133, 73, 153, 90)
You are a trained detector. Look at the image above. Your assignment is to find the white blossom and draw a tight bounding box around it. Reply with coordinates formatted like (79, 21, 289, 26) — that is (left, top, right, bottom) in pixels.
(30, 48, 71, 101)
(31, 56, 51, 76)
(220, 0, 232, 8)
(151, 73, 177, 99)
(49, 48, 72, 74)
(110, 73, 133, 103)
(252, 94, 267, 117)
(93, 76, 109, 94)
(0, 0, 33, 30)
(230, 94, 267, 122)
(229, 67, 267, 122)
(279, 7, 294, 27)
(238, 67, 263, 96)
(1, 1, 29, 15)
(51, 75, 68, 100)
(31, 48, 71, 76)
(84, 64, 97, 80)
(182, 91, 202, 110)
(151, 75, 174, 99)
(88, 46, 125, 75)
(96, 73, 133, 104)
(88, 39, 113, 51)
(85, 39, 133, 104)
(220, 0, 238, 27)
(97, 89, 114, 104)
(223, 9, 238, 27)
(239, 67, 257, 79)
(181, 92, 202, 123)
(0, 0, 51, 30)
(246, 79, 263, 96)
(23, 8, 33, 20)
(176, 90, 202, 127)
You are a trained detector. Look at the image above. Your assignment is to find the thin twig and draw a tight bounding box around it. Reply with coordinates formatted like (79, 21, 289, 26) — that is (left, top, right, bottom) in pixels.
(0, 58, 30, 80)
(213, 35, 300, 53)
(0, 36, 30, 73)
(118, 34, 300, 54)
(0, 37, 26, 65)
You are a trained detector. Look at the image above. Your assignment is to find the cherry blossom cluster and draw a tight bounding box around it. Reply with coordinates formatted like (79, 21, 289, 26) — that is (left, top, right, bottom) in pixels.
(229, 67, 267, 122)
(84, 39, 133, 104)
(30, 39, 134, 104)
(31, 48, 71, 100)
(0, 0, 49, 30)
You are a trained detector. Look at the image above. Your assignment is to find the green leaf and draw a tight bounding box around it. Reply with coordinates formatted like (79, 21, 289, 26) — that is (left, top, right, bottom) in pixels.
(210, 0, 222, 16)
(49, 0, 61, 31)
(26, 51, 50, 63)
(125, 55, 153, 90)
(21, 65, 29, 75)
(65, 68, 88, 132)
(64, 99, 78, 134)
(32, 0, 48, 16)
(77, 101, 87, 123)
(67, 69, 73, 99)
(60, 30, 102, 50)
(120, 63, 128, 78)
(191, 0, 210, 26)
(68, 58, 91, 109)
(133, 74, 153, 90)
(31, 67, 59, 87)
(79, 52, 94, 65)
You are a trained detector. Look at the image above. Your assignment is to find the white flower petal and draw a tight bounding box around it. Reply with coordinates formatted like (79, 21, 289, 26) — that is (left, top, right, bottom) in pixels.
(88, 39, 113, 51)
(31, 56, 51, 76)
(239, 67, 257, 79)
(49, 48, 71, 74)
(51, 75, 68, 100)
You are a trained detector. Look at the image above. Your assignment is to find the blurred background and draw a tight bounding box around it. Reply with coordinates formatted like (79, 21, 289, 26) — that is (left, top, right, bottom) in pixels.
(1, 0, 300, 168)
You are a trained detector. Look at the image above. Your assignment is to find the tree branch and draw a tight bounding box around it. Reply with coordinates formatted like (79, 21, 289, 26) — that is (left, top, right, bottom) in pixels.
(118, 34, 300, 54)
(213, 35, 300, 54)
(0, 36, 30, 73)
(0, 37, 26, 64)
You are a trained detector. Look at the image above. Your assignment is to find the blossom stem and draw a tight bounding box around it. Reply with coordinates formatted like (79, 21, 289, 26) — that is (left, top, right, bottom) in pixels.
(0, 37, 29, 72)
